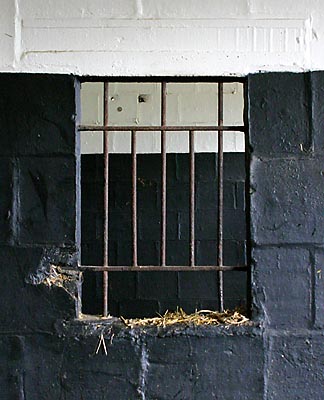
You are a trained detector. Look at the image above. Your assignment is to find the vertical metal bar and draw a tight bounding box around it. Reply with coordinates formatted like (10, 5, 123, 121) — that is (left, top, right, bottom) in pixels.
(217, 82, 224, 312)
(161, 82, 167, 266)
(132, 130, 138, 267)
(189, 130, 195, 267)
(103, 82, 109, 317)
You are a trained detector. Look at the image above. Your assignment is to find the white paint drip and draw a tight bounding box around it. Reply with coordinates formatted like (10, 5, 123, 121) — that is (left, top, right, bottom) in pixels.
(138, 343, 149, 400)
(13, 0, 22, 68)
(304, 16, 313, 70)
(136, 0, 143, 19)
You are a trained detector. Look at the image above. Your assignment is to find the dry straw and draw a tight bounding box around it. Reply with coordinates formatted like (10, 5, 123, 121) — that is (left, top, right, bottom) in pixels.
(120, 308, 249, 328)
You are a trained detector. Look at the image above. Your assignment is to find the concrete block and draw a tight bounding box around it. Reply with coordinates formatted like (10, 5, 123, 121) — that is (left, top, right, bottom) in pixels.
(252, 247, 311, 328)
(0, 158, 14, 244)
(313, 249, 324, 328)
(251, 156, 324, 245)
(138, 271, 178, 300)
(248, 72, 311, 155)
(19, 157, 77, 245)
(146, 334, 264, 400)
(267, 334, 324, 400)
(0, 74, 76, 156)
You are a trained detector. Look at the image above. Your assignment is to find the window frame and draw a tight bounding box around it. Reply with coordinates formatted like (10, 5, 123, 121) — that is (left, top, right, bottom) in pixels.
(77, 77, 251, 318)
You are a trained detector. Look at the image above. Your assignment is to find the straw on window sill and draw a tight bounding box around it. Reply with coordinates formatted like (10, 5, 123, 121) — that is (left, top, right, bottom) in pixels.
(120, 308, 249, 328)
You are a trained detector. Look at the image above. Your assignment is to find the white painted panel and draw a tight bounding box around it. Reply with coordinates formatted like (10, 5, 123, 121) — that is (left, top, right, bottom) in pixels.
(80, 131, 103, 154)
(141, 0, 249, 19)
(81, 82, 103, 125)
(21, 19, 307, 54)
(20, 0, 137, 20)
(166, 83, 218, 126)
(80, 82, 245, 153)
(223, 83, 244, 126)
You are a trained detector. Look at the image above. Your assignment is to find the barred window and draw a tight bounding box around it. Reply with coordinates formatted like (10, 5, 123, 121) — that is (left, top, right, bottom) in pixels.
(78, 79, 249, 318)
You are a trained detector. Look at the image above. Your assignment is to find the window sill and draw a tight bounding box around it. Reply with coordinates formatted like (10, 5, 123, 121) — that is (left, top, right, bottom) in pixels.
(56, 315, 261, 339)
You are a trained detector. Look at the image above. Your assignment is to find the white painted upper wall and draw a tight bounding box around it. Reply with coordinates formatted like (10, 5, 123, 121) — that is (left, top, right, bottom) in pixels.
(1, 0, 324, 75)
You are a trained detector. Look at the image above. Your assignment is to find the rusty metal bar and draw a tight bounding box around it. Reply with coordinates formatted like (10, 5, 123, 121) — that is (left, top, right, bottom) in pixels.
(103, 82, 109, 317)
(161, 82, 167, 266)
(132, 130, 138, 267)
(189, 130, 195, 266)
(78, 125, 246, 132)
(80, 265, 248, 272)
(217, 82, 224, 312)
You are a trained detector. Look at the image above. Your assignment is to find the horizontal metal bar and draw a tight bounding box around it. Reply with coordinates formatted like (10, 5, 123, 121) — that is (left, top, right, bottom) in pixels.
(79, 265, 248, 272)
(78, 125, 246, 132)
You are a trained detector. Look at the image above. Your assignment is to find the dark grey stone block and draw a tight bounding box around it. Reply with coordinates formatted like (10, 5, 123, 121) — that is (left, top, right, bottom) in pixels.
(166, 211, 188, 240)
(313, 249, 324, 328)
(235, 181, 246, 210)
(310, 71, 324, 153)
(23, 335, 141, 400)
(251, 156, 324, 245)
(146, 334, 264, 400)
(0, 336, 26, 400)
(248, 72, 311, 155)
(119, 299, 159, 318)
(0, 158, 14, 244)
(108, 209, 132, 241)
(191, 335, 264, 399)
(267, 333, 324, 400)
(138, 211, 161, 241)
(179, 271, 219, 300)
(196, 239, 246, 266)
(166, 240, 190, 265)
(224, 153, 246, 180)
(252, 247, 311, 328)
(18, 156, 77, 245)
(167, 183, 190, 211)
(138, 271, 178, 300)
(0, 74, 77, 156)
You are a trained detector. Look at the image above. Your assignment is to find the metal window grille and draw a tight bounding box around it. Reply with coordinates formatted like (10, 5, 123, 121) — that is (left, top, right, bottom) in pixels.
(78, 78, 249, 317)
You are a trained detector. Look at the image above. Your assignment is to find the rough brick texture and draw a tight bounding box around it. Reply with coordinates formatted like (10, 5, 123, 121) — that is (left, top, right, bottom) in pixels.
(248, 72, 324, 399)
(266, 333, 324, 400)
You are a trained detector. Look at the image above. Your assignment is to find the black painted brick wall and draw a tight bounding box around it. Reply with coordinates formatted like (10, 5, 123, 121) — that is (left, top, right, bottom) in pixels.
(81, 153, 247, 317)
(0, 74, 80, 334)
(1, 72, 324, 399)
(248, 72, 324, 399)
